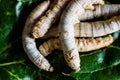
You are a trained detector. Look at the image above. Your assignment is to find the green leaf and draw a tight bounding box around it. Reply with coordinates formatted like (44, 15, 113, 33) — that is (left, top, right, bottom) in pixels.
(0, 64, 35, 80)
(0, 0, 16, 53)
(70, 47, 120, 80)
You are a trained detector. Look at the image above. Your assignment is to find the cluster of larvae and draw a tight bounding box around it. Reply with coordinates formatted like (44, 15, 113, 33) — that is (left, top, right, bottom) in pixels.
(22, 0, 120, 72)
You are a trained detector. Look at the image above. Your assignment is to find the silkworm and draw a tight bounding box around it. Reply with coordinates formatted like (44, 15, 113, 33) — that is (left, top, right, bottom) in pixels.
(80, 4, 120, 21)
(44, 15, 120, 38)
(39, 35, 113, 56)
(59, 0, 104, 72)
(22, 1, 54, 72)
(32, 0, 70, 38)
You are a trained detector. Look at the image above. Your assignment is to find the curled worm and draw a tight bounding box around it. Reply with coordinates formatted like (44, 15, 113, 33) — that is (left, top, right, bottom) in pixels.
(59, 0, 104, 72)
(22, 1, 54, 72)
(32, 0, 70, 38)
(39, 35, 113, 56)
